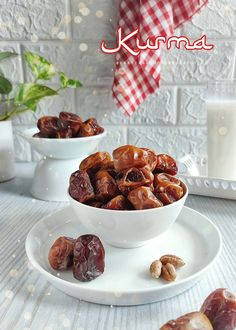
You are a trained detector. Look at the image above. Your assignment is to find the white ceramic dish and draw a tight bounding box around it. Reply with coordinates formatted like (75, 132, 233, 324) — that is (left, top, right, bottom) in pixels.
(21, 128, 106, 160)
(179, 175, 236, 200)
(25, 206, 222, 306)
(178, 154, 236, 200)
(69, 182, 188, 248)
(20, 128, 106, 202)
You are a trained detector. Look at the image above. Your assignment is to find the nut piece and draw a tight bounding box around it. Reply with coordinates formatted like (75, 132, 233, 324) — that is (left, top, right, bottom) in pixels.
(150, 260, 162, 279)
(161, 263, 176, 282)
(160, 254, 185, 268)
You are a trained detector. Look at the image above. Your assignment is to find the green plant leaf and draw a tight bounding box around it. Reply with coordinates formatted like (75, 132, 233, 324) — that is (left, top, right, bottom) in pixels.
(0, 51, 18, 62)
(59, 72, 82, 88)
(0, 75, 12, 94)
(14, 83, 57, 111)
(24, 51, 56, 81)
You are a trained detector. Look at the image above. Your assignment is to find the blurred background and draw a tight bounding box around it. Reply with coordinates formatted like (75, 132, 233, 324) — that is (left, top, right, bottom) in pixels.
(0, 0, 235, 162)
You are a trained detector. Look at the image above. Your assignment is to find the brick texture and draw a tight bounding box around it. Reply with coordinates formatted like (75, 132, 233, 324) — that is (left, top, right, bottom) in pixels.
(0, 0, 234, 161)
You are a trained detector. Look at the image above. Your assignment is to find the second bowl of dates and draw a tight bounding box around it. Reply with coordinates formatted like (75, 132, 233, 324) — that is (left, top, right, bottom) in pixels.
(68, 145, 188, 248)
(20, 113, 106, 202)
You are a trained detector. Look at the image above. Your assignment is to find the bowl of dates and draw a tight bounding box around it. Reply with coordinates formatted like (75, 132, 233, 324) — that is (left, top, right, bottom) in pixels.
(68, 145, 188, 248)
(21, 112, 106, 159)
(20, 112, 106, 202)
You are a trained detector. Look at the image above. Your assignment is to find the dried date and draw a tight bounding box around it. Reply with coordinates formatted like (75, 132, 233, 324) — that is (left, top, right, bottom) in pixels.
(165, 184, 184, 201)
(59, 112, 83, 137)
(85, 200, 103, 208)
(160, 312, 213, 330)
(154, 173, 181, 188)
(55, 128, 73, 139)
(200, 288, 236, 330)
(154, 173, 183, 201)
(113, 145, 150, 172)
(79, 118, 104, 137)
(117, 167, 154, 196)
(73, 234, 105, 282)
(102, 195, 133, 210)
(48, 236, 75, 270)
(99, 161, 117, 179)
(141, 148, 157, 171)
(79, 152, 112, 176)
(33, 132, 49, 138)
(154, 154, 178, 176)
(93, 170, 119, 202)
(69, 170, 95, 203)
(155, 192, 176, 205)
(128, 186, 163, 210)
(37, 116, 65, 137)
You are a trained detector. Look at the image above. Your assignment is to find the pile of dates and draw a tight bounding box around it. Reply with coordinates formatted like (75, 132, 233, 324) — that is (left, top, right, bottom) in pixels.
(160, 288, 236, 330)
(33, 112, 104, 138)
(69, 145, 185, 210)
(48, 235, 105, 282)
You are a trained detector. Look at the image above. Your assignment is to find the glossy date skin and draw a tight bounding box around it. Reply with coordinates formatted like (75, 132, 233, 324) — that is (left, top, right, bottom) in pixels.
(59, 112, 83, 137)
(117, 167, 154, 196)
(37, 116, 65, 137)
(113, 145, 152, 172)
(93, 170, 119, 202)
(160, 312, 213, 330)
(141, 148, 157, 172)
(154, 154, 178, 176)
(73, 235, 105, 282)
(154, 173, 183, 203)
(99, 161, 117, 179)
(79, 152, 112, 176)
(154, 173, 181, 188)
(155, 192, 176, 205)
(85, 200, 103, 208)
(79, 118, 104, 137)
(69, 170, 95, 203)
(48, 236, 75, 270)
(128, 186, 163, 210)
(55, 128, 73, 139)
(102, 195, 133, 210)
(200, 288, 236, 330)
(33, 132, 49, 138)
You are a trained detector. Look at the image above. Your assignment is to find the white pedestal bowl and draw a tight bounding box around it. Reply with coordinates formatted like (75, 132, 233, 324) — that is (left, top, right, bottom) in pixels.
(21, 128, 106, 202)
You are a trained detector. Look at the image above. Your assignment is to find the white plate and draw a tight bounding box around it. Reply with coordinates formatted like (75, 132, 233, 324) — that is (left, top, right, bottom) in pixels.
(25, 206, 222, 306)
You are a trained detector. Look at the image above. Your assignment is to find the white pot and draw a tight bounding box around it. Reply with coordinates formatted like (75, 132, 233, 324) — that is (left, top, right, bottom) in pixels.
(0, 120, 15, 182)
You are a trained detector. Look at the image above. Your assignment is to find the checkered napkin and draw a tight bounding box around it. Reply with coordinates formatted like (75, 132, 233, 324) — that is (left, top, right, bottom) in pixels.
(112, 0, 209, 116)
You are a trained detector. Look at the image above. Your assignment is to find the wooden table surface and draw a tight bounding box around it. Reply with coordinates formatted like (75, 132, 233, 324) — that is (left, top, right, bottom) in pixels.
(0, 163, 236, 330)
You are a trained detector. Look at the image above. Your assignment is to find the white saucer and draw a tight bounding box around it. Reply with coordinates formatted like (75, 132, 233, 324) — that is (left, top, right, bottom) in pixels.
(25, 206, 222, 306)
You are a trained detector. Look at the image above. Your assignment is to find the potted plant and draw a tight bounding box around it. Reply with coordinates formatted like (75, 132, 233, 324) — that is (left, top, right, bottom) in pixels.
(0, 51, 82, 182)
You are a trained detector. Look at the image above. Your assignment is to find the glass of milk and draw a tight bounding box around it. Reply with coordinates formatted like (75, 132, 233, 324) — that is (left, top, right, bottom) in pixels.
(207, 81, 236, 180)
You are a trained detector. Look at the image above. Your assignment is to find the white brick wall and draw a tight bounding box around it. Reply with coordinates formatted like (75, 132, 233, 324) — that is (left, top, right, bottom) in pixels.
(1, 0, 235, 162)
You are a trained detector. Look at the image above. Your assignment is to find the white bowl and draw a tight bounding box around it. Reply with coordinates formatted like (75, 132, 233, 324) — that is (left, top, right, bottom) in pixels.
(20, 127, 106, 201)
(21, 128, 106, 160)
(68, 182, 188, 248)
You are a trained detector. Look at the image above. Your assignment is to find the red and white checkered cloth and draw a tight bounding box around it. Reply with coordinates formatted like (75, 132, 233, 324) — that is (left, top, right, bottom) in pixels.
(112, 0, 209, 116)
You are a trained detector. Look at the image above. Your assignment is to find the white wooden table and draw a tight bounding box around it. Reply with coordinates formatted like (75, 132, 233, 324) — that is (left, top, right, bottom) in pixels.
(0, 163, 236, 330)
